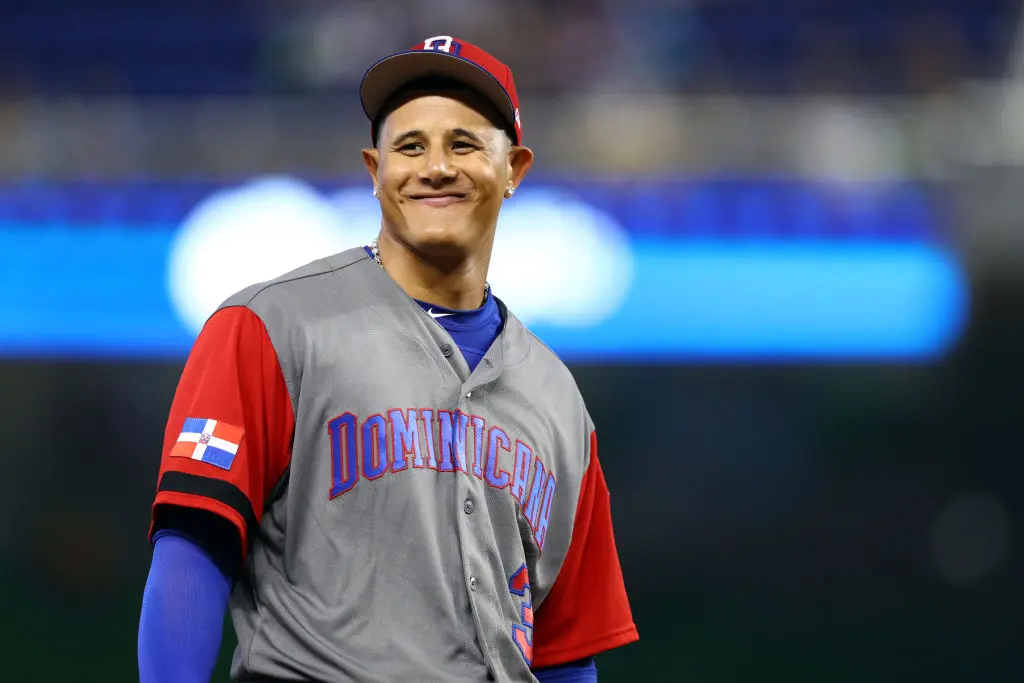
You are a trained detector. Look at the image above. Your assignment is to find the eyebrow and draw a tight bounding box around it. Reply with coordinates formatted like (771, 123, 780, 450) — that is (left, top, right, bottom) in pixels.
(390, 130, 422, 146)
(389, 128, 487, 146)
(451, 128, 486, 145)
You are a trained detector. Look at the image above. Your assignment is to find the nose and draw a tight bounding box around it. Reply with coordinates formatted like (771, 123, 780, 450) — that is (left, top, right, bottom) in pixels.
(418, 147, 457, 186)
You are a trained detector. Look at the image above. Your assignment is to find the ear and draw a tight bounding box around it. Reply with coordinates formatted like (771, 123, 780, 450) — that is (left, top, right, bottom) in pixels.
(506, 145, 534, 194)
(361, 147, 381, 192)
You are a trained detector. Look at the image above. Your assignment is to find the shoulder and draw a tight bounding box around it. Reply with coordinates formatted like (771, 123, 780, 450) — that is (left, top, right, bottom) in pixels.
(206, 246, 377, 362)
(503, 308, 595, 435)
(219, 246, 373, 315)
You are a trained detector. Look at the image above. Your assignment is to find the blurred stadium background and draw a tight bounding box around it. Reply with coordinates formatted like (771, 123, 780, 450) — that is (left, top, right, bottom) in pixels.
(1, 0, 1023, 680)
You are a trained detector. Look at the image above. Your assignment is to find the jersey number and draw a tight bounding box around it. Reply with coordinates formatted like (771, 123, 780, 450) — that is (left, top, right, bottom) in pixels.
(508, 564, 534, 665)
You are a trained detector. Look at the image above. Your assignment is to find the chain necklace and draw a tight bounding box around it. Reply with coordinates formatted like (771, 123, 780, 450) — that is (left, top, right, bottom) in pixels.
(368, 238, 491, 297)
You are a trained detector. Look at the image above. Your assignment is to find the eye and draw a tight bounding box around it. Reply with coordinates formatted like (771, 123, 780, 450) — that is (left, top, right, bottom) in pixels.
(452, 140, 477, 152)
(397, 142, 424, 154)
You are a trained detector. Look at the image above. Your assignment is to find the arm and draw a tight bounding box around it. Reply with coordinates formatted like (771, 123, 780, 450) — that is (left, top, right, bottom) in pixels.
(147, 306, 294, 556)
(533, 658, 598, 682)
(140, 306, 294, 680)
(138, 532, 232, 683)
(531, 431, 639, 669)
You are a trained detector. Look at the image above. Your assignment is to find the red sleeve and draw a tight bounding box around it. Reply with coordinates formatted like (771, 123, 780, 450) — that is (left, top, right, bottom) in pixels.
(148, 306, 294, 557)
(531, 431, 639, 667)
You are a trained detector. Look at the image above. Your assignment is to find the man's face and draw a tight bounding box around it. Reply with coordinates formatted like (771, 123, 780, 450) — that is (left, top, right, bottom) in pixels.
(363, 89, 531, 257)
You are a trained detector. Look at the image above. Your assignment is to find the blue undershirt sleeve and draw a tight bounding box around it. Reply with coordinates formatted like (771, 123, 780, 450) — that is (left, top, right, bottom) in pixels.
(533, 657, 598, 682)
(138, 531, 232, 683)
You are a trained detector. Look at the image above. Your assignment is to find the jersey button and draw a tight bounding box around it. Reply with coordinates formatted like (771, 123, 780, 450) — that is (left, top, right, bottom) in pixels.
(464, 499, 475, 514)
(440, 342, 453, 357)
(469, 576, 479, 591)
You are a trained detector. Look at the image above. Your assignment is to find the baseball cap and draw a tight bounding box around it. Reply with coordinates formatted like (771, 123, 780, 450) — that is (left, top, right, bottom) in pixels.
(360, 36, 522, 145)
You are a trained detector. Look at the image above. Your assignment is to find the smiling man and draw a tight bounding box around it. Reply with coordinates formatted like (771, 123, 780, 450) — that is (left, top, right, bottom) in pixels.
(138, 37, 638, 682)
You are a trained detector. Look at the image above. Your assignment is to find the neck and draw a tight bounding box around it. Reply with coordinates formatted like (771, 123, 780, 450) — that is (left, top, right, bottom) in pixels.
(375, 230, 492, 310)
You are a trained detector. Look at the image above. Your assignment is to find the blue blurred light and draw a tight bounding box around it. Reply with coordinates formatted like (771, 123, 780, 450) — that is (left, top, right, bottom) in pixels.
(0, 178, 968, 362)
(0, 226, 967, 362)
(530, 239, 968, 361)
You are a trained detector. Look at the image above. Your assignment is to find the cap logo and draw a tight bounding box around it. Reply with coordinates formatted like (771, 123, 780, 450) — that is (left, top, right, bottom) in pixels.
(422, 35, 461, 55)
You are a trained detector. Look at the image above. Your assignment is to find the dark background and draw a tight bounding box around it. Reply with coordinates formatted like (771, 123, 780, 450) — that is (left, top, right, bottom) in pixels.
(2, 0, 1023, 681)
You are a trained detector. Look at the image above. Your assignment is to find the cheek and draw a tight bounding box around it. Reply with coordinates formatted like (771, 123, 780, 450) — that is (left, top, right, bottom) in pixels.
(472, 163, 505, 194)
(378, 165, 404, 192)
(378, 155, 416, 186)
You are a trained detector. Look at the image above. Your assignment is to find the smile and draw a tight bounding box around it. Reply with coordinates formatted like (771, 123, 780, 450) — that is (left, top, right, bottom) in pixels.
(407, 193, 467, 207)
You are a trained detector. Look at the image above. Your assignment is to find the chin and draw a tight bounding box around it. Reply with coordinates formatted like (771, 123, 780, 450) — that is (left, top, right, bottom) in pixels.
(407, 227, 473, 255)
(401, 218, 482, 254)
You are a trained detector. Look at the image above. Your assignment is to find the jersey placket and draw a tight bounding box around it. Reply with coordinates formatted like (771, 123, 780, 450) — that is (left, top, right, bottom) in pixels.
(456, 388, 518, 679)
(451, 336, 511, 679)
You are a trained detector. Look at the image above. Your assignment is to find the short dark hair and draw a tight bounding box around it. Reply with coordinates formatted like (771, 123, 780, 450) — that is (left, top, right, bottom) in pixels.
(371, 76, 516, 147)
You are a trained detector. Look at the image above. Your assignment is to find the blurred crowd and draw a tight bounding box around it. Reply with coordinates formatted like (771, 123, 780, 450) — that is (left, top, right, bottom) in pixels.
(0, 1, 1021, 180)
(1, 0, 1018, 99)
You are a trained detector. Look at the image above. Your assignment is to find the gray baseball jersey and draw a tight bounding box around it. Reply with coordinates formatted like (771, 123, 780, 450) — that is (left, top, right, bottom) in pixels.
(150, 246, 638, 682)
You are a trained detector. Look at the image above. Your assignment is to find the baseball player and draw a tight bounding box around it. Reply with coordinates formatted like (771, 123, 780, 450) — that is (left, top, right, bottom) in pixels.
(138, 37, 638, 682)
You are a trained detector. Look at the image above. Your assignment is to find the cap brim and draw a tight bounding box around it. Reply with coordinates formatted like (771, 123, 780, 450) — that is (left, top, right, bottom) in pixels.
(360, 50, 517, 143)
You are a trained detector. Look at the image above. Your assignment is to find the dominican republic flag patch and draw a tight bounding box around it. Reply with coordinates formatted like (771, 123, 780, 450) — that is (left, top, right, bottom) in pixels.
(170, 418, 244, 470)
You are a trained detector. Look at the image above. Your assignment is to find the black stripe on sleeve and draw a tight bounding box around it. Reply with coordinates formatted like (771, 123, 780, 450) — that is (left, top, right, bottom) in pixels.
(157, 471, 259, 551)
